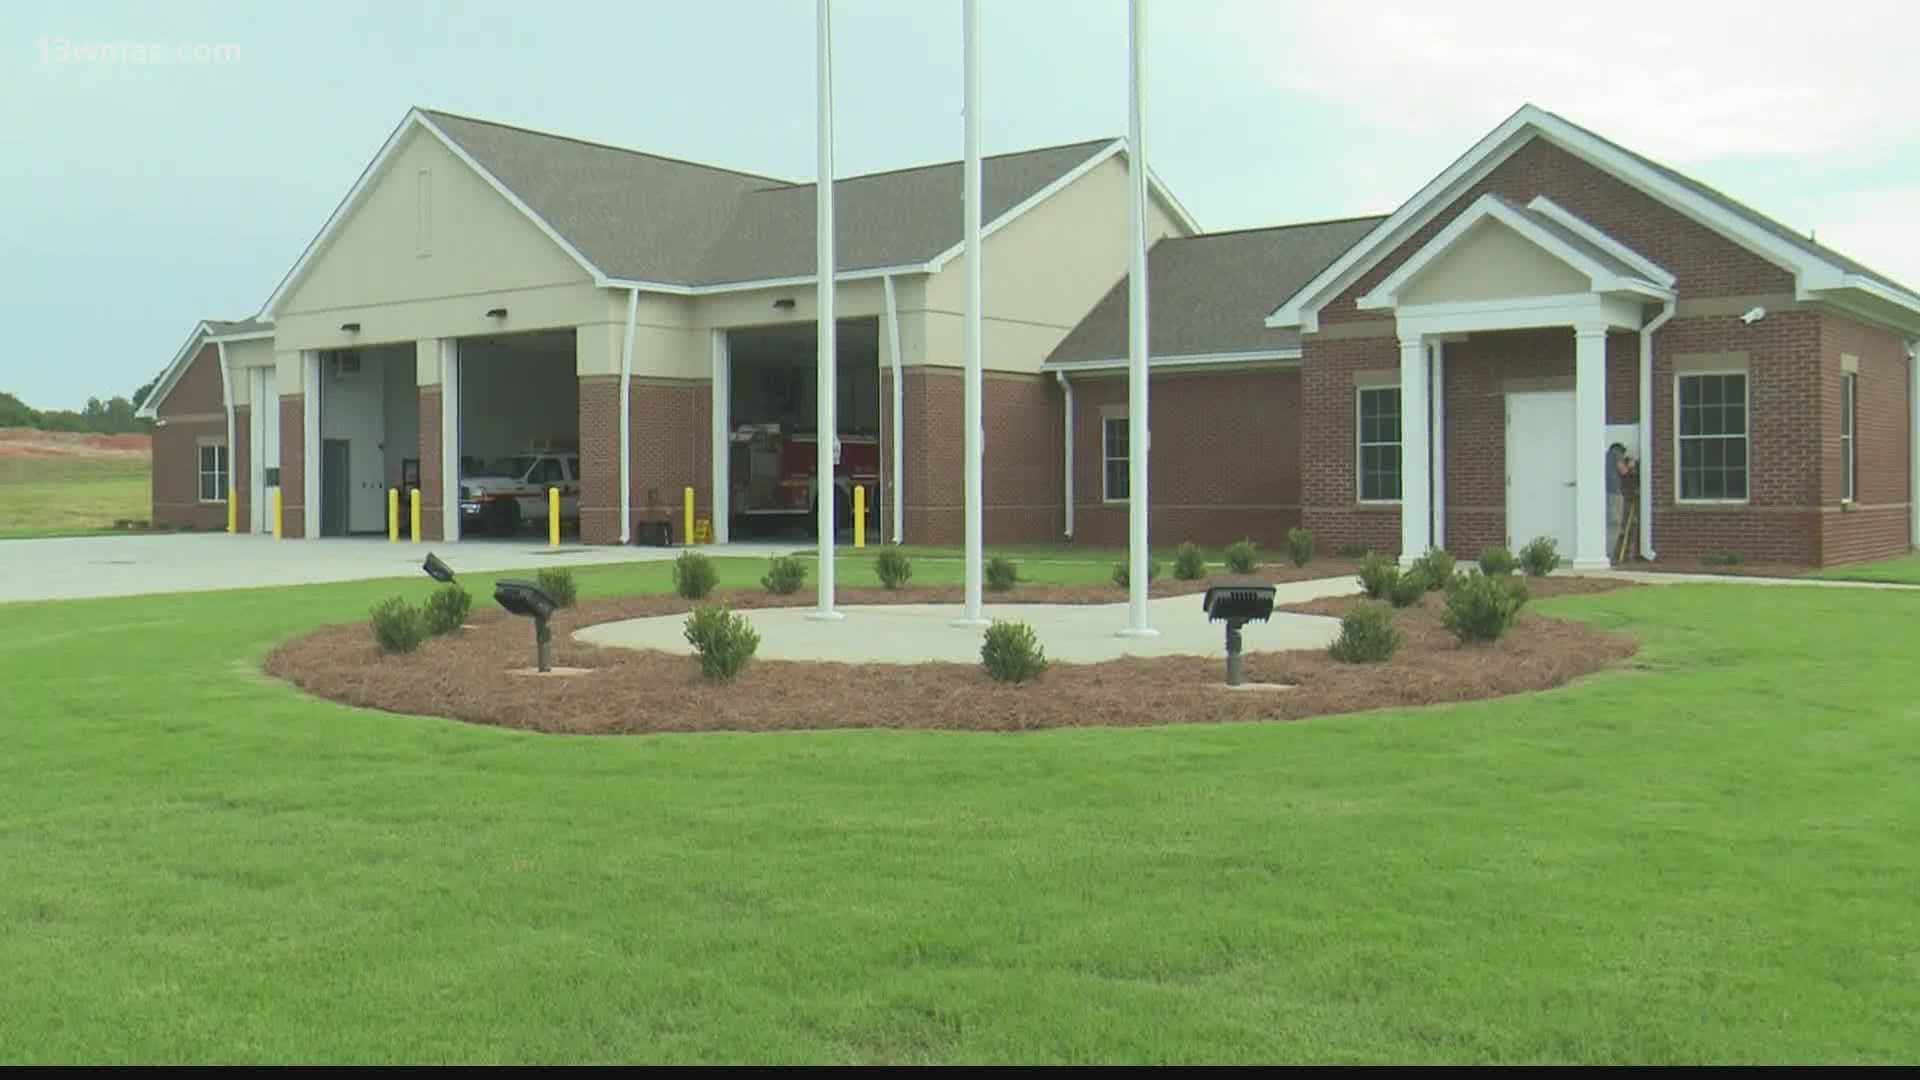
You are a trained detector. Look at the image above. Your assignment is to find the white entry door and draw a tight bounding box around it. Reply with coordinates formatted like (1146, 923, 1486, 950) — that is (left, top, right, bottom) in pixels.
(1506, 390, 1577, 553)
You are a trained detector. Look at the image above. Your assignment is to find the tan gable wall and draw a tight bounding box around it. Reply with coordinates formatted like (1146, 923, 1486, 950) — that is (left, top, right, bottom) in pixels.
(1398, 219, 1593, 305)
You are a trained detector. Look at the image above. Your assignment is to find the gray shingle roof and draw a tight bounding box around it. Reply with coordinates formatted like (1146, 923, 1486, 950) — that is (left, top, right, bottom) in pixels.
(423, 110, 1116, 287)
(204, 318, 272, 337)
(1048, 216, 1384, 365)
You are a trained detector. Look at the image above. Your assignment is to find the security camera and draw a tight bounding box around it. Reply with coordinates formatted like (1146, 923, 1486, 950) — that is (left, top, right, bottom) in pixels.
(1740, 306, 1767, 325)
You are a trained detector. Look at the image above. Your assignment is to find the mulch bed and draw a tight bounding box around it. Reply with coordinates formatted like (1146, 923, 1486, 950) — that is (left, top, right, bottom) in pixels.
(262, 567, 1639, 735)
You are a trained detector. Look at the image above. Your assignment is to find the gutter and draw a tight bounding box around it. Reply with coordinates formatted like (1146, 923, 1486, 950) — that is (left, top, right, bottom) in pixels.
(1638, 297, 1677, 561)
(618, 287, 639, 544)
(1055, 370, 1074, 540)
(883, 273, 905, 543)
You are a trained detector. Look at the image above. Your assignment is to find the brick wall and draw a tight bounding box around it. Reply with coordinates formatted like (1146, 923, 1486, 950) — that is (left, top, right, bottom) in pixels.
(1299, 333, 1402, 553)
(889, 368, 1061, 545)
(419, 388, 443, 540)
(577, 375, 709, 546)
(279, 395, 306, 539)
(1439, 328, 1579, 555)
(1068, 367, 1302, 547)
(151, 342, 229, 530)
(232, 406, 250, 533)
(578, 377, 618, 543)
(1320, 136, 1794, 326)
(1819, 311, 1911, 565)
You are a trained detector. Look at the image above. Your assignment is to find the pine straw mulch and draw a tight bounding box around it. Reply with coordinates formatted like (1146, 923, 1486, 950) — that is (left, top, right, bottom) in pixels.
(262, 569, 1639, 736)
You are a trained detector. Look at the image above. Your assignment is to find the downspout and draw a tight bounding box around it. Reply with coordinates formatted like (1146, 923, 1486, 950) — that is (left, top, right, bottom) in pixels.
(618, 286, 639, 544)
(1638, 297, 1677, 561)
(217, 340, 235, 526)
(1054, 370, 1074, 540)
(1908, 340, 1919, 549)
(883, 273, 904, 543)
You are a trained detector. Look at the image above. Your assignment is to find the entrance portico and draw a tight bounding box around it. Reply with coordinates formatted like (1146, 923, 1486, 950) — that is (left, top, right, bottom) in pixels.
(1357, 193, 1676, 570)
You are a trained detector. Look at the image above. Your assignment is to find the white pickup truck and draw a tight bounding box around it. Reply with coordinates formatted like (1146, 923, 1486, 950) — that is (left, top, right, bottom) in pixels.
(460, 452, 580, 536)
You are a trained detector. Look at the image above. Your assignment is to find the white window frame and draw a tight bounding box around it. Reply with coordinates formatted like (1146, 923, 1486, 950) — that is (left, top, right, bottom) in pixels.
(1101, 414, 1129, 503)
(1841, 371, 1857, 504)
(1673, 370, 1750, 505)
(197, 438, 229, 504)
(1355, 383, 1403, 505)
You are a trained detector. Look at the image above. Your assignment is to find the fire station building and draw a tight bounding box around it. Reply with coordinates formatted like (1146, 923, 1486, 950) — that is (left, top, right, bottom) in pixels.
(143, 105, 1920, 567)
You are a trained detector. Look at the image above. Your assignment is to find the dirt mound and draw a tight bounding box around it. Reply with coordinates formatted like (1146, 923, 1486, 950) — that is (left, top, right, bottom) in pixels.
(264, 577, 1636, 735)
(0, 428, 150, 457)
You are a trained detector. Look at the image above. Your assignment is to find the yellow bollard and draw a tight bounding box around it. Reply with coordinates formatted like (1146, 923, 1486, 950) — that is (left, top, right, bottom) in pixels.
(388, 488, 399, 542)
(409, 489, 421, 543)
(683, 485, 695, 545)
(227, 487, 236, 534)
(549, 487, 560, 548)
(853, 484, 865, 548)
(272, 487, 282, 539)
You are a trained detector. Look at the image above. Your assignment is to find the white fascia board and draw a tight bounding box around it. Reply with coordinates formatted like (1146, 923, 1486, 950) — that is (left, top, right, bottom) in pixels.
(660, 262, 935, 296)
(925, 140, 1126, 272)
(1145, 162, 1203, 234)
(205, 329, 275, 344)
(259, 109, 611, 318)
(1392, 292, 1609, 338)
(1041, 348, 1302, 374)
(137, 321, 215, 419)
(1525, 195, 1677, 287)
(1271, 103, 1886, 332)
(1357, 193, 1621, 310)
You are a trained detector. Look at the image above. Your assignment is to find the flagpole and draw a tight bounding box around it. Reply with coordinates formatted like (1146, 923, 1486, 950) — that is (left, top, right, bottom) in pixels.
(1120, 0, 1156, 637)
(957, 0, 987, 626)
(811, 0, 842, 621)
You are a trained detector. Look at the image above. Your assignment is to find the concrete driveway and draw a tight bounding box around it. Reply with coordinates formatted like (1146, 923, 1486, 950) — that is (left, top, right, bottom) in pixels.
(0, 533, 795, 603)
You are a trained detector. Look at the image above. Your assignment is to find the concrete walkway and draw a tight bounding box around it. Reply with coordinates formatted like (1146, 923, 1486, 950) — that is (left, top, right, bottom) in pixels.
(0, 533, 797, 603)
(575, 576, 1359, 664)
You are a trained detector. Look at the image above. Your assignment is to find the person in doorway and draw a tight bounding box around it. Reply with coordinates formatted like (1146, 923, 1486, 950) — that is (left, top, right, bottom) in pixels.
(1606, 442, 1634, 559)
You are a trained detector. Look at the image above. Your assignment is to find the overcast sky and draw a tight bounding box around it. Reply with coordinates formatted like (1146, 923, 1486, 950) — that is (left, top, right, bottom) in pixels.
(4, 0, 1916, 410)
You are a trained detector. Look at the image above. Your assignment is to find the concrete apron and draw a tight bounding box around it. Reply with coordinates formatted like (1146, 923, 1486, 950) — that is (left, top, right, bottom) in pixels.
(575, 576, 1359, 665)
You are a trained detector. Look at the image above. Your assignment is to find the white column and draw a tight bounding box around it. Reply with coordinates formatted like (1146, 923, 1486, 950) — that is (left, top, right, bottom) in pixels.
(812, 0, 841, 620)
(883, 273, 905, 544)
(1430, 342, 1446, 552)
(1572, 324, 1610, 570)
(249, 367, 269, 533)
(439, 339, 460, 542)
(710, 329, 730, 544)
(1397, 336, 1430, 565)
(619, 287, 638, 544)
(1119, 0, 1156, 637)
(957, 0, 986, 626)
(302, 350, 321, 539)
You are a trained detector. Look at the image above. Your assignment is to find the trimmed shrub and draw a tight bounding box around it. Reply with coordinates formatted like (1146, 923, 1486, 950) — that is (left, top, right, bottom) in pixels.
(683, 605, 760, 680)
(423, 583, 472, 636)
(1111, 558, 1162, 588)
(1408, 548, 1455, 592)
(981, 619, 1048, 683)
(1224, 539, 1259, 574)
(1328, 602, 1400, 663)
(875, 545, 913, 590)
(370, 596, 429, 655)
(671, 551, 717, 601)
(1286, 527, 1315, 567)
(1518, 536, 1561, 577)
(985, 555, 1020, 592)
(1441, 570, 1525, 643)
(1702, 548, 1744, 567)
(1334, 542, 1371, 560)
(1387, 570, 1425, 609)
(1356, 553, 1399, 599)
(1172, 541, 1207, 581)
(536, 567, 578, 609)
(1478, 545, 1518, 578)
(760, 554, 807, 595)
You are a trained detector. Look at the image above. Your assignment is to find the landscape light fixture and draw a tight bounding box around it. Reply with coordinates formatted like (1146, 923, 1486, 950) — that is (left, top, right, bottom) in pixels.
(422, 552, 456, 583)
(772, 297, 796, 311)
(1201, 576, 1276, 687)
(340, 322, 361, 333)
(493, 578, 558, 673)
(485, 307, 508, 319)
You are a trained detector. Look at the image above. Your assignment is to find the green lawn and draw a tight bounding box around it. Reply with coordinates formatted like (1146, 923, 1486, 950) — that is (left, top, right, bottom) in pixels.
(0, 454, 149, 538)
(1808, 553, 1920, 585)
(4, 561, 1918, 1063)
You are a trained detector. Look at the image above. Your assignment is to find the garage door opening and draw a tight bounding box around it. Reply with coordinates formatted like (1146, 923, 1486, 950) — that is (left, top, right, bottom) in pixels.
(315, 343, 419, 537)
(456, 329, 581, 542)
(725, 318, 880, 541)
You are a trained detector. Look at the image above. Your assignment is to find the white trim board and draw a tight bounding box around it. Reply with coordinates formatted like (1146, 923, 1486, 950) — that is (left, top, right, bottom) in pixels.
(1267, 103, 1920, 333)
(1042, 348, 1302, 374)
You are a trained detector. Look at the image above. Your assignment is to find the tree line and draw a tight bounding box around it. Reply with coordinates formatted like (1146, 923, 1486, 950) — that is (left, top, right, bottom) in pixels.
(0, 380, 157, 435)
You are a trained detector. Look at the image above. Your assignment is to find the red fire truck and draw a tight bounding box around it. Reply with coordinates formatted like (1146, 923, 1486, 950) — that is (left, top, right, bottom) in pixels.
(729, 424, 879, 529)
